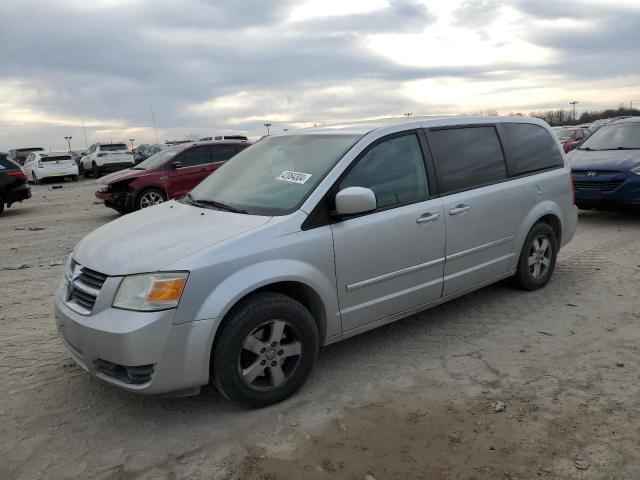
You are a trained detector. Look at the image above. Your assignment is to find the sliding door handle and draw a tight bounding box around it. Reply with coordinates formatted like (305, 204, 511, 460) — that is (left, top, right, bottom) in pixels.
(449, 204, 471, 215)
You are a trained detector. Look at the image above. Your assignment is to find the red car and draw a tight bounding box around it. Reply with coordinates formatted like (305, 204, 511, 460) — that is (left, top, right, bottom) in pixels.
(95, 140, 249, 213)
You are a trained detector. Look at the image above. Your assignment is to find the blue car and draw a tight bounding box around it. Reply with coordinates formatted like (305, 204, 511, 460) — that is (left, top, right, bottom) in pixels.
(568, 117, 640, 210)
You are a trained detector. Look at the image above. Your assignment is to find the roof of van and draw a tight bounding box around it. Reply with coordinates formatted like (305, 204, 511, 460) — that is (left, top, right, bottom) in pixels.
(294, 115, 548, 136)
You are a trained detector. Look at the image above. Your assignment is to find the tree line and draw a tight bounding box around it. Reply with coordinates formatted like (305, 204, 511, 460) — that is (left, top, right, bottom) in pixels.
(501, 106, 640, 126)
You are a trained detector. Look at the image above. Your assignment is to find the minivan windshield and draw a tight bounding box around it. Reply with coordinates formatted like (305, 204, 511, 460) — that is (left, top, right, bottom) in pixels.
(134, 143, 190, 169)
(187, 134, 361, 215)
(579, 122, 640, 151)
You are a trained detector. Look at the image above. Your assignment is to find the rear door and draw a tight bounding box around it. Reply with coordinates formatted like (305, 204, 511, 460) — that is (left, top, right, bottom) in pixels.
(206, 144, 239, 176)
(164, 146, 212, 198)
(426, 125, 524, 297)
(331, 131, 446, 332)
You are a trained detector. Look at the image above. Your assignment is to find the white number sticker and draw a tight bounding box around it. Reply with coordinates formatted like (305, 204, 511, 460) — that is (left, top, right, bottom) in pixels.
(277, 170, 312, 185)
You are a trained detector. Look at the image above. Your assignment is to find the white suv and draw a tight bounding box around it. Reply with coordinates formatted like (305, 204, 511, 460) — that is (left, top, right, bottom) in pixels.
(80, 143, 134, 178)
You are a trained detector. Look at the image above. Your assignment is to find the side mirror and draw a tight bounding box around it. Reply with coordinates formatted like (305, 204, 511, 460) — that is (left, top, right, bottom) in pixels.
(334, 187, 377, 216)
(171, 161, 182, 170)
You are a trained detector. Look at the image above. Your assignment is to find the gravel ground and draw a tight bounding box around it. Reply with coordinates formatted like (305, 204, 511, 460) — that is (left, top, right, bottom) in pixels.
(1, 178, 639, 480)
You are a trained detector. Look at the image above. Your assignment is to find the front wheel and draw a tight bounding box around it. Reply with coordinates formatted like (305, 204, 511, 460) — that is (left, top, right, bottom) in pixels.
(135, 188, 166, 210)
(92, 162, 101, 178)
(513, 223, 558, 290)
(32, 172, 40, 185)
(212, 292, 319, 407)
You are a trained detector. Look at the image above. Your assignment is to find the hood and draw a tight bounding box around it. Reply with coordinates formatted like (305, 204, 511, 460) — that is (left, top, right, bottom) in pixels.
(568, 149, 640, 171)
(98, 167, 156, 185)
(73, 200, 271, 275)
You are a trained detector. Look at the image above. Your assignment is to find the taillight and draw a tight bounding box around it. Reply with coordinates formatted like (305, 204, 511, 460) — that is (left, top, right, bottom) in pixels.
(570, 174, 576, 204)
(38, 160, 43, 168)
(7, 171, 27, 180)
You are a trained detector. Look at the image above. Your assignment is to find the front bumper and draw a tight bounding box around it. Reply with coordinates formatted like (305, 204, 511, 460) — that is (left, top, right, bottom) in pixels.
(54, 280, 217, 395)
(573, 170, 640, 208)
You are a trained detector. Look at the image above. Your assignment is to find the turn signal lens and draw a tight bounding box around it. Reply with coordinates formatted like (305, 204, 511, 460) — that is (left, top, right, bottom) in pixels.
(113, 272, 189, 311)
(148, 278, 187, 302)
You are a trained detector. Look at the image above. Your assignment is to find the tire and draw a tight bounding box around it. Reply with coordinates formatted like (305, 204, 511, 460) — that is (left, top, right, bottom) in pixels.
(32, 172, 41, 185)
(135, 188, 166, 210)
(212, 292, 319, 408)
(70, 175, 78, 182)
(80, 163, 89, 178)
(513, 222, 558, 291)
(0, 202, 4, 215)
(92, 162, 101, 178)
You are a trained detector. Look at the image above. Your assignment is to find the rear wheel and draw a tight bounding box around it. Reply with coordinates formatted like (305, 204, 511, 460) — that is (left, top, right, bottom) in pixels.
(513, 223, 558, 290)
(212, 292, 319, 407)
(135, 188, 166, 210)
(0, 202, 4, 215)
(70, 175, 78, 182)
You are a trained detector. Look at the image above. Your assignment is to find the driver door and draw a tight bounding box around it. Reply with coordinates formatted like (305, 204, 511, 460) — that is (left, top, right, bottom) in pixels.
(164, 146, 212, 198)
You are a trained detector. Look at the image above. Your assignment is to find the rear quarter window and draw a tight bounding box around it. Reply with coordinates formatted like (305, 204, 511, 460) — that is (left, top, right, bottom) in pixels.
(504, 123, 564, 176)
(428, 126, 507, 193)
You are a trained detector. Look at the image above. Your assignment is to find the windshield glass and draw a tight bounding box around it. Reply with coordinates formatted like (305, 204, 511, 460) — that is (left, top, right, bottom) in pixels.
(188, 134, 361, 215)
(135, 143, 190, 169)
(100, 144, 128, 152)
(579, 122, 640, 150)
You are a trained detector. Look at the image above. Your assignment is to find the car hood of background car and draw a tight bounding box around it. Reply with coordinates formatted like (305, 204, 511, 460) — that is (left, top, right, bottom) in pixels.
(73, 200, 272, 275)
(98, 167, 156, 185)
(568, 149, 640, 170)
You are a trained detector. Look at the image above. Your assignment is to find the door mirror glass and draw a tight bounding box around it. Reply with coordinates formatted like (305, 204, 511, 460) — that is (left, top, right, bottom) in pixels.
(335, 187, 377, 215)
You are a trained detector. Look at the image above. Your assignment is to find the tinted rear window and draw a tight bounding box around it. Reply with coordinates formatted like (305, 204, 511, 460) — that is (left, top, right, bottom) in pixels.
(100, 144, 127, 151)
(0, 158, 19, 170)
(504, 123, 564, 175)
(429, 126, 506, 193)
(42, 155, 72, 162)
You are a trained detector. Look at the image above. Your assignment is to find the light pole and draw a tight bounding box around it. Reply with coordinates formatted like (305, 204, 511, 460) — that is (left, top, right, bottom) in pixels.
(570, 101, 579, 124)
(129, 138, 135, 150)
(64, 136, 73, 151)
(264, 123, 272, 136)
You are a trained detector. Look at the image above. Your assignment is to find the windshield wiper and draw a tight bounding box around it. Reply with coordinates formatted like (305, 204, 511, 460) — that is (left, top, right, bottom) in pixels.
(184, 193, 248, 214)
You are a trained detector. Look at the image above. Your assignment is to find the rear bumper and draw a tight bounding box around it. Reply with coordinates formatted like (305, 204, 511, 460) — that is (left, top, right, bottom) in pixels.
(5, 183, 31, 203)
(100, 162, 134, 173)
(40, 166, 78, 178)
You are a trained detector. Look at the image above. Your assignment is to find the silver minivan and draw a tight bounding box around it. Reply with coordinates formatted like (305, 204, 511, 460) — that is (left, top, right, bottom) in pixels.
(54, 116, 577, 406)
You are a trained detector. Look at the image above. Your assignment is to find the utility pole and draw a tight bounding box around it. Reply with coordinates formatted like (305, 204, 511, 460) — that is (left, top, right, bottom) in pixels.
(149, 104, 160, 144)
(64, 136, 73, 151)
(82, 119, 88, 150)
(570, 101, 579, 124)
(264, 123, 272, 135)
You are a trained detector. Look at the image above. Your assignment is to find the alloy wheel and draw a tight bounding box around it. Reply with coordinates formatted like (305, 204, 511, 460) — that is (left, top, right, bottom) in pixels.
(139, 191, 164, 208)
(238, 319, 302, 391)
(528, 235, 551, 279)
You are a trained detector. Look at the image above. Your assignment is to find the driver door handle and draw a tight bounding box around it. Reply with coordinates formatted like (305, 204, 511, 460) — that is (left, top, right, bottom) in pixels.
(416, 212, 440, 224)
(449, 204, 471, 215)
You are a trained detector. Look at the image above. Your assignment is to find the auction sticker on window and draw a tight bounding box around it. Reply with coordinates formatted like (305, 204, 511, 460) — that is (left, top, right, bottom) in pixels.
(277, 170, 312, 184)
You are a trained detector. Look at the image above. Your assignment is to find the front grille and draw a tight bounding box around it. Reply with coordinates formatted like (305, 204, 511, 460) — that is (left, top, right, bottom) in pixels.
(94, 359, 155, 385)
(574, 180, 624, 192)
(66, 262, 108, 314)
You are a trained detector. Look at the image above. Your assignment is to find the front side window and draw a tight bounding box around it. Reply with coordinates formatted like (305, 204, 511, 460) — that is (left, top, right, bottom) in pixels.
(429, 126, 506, 193)
(189, 134, 361, 215)
(504, 123, 564, 176)
(339, 133, 428, 209)
(579, 122, 640, 151)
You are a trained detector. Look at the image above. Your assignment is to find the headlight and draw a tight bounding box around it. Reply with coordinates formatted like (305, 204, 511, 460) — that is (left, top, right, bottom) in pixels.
(98, 184, 110, 193)
(65, 254, 74, 278)
(113, 272, 189, 311)
(631, 165, 640, 175)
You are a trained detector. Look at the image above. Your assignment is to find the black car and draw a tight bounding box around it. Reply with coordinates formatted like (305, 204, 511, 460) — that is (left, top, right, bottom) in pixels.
(0, 154, 31, 215)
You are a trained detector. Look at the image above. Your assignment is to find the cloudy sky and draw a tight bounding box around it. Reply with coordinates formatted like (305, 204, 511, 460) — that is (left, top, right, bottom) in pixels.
(1, 0, 639, 151)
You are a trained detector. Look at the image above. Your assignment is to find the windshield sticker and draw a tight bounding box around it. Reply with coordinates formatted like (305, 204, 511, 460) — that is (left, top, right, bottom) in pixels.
(277, 170, 312, 184)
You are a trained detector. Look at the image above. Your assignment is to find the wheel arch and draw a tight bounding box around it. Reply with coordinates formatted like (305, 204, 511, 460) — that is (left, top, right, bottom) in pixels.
(511, 201, 565, 270)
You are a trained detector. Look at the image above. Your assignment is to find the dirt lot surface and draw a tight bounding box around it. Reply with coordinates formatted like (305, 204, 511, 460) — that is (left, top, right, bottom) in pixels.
(1, 178, 639, 480)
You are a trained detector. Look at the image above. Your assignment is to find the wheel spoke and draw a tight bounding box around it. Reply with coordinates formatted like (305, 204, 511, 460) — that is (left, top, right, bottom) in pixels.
(279, 341, 301, 359)
(243, 359, 266, 384)
(269, 320, 286, 344)
(268, 364, 286, 386)
(541, 257, 550, 267)
(539, 238, 550, 254)
(528, 256, 537, 267)
(533, 262, 541, 278)
(243, 334, 265, 355)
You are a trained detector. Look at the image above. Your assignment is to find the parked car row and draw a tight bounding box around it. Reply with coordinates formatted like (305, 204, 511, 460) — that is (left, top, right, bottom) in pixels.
(0, 152, 31, 215)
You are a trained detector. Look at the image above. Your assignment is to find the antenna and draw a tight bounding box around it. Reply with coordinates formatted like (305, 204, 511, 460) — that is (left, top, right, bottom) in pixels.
(149, 104, 160, 144)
